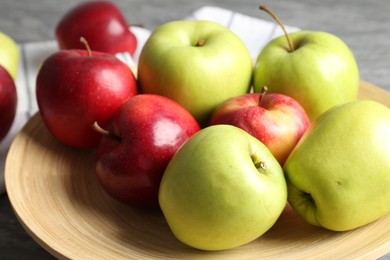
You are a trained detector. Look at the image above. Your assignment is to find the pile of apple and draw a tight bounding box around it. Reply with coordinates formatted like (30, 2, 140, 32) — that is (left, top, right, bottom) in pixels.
(34, 1, 390, 251)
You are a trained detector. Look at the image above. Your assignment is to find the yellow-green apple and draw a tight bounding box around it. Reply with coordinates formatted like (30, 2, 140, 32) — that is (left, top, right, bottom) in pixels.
(209, 87, 310, 165)
(95, 94, 200, 207)
(159, 124, 287, 250)
(0, 65, 17, 142)
(253, 6, 359, 121)
(138, 20, 253, 126)
(284, 100, 390, 231)
(56, 1, 137, 55)
(0, 32, 19, 80)
(36, 49, 138, 149)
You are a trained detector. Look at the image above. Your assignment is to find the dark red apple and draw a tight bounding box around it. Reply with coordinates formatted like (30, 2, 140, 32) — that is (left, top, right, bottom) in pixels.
(95, 94, 201, 207)
(0, 65, 17, 142)
(209, 87, 310, 165)
(56, 1, 137, 55)
(36, 49, 138, 149)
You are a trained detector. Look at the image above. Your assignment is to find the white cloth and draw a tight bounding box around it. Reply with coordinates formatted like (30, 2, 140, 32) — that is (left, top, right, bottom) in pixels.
(0, 6, 299, 194)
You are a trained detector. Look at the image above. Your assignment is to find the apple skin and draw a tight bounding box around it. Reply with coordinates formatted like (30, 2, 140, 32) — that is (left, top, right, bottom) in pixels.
(284, 100, 390, 231)
(0, 65, 17, 142)
(95, 94, 200, 207)
(209, 89, 310, 165)
(36, 49, 138, 148)
(0, 31, 19, 80)
(55, 1, 137, 55)
(138, 20, 253, 126)
(159, 124, 287, 250)
(253, 31, 359, 121)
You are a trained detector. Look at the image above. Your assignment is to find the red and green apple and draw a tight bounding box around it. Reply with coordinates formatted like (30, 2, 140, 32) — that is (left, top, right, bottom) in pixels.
(209, 87, 310, 165)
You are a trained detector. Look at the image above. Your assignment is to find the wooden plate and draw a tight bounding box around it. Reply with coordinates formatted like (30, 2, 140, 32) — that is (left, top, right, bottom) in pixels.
(5, 81, 390, 259)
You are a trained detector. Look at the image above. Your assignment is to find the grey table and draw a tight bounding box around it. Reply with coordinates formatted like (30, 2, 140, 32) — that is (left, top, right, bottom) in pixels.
(0, 0, 389, 259)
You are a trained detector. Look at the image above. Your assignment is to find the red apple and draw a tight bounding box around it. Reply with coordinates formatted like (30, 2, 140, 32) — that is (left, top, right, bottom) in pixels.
(209, 87, 310, 165)
(0, 65, 17, 142)
(56, 1, 137, 55)
(95, 94, 201, 207)
(36, 49, 138, 148)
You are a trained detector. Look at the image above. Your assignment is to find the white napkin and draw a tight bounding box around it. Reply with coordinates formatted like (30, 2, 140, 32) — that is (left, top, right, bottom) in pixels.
(0, 6, 299, 194)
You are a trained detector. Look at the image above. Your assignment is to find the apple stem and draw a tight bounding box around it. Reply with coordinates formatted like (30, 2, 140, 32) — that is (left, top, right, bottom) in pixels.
(255, 161, 267, 171)
(80, 37, 92, 56)
(196, 39, 205, 47)
(259, 5, 295, 52)
(258, 86, 268, 107)
(92, 121, 121, 142)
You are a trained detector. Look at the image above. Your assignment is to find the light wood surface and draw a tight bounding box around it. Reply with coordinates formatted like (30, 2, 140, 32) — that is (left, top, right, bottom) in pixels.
(4, 81, 390, 259)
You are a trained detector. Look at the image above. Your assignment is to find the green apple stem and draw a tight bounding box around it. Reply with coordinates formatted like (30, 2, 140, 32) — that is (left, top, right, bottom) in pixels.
(259, 5, 294, 52)
(254, 161, 267, 171)
(92, 121, 121, 142)
(80, 37, 92, 56)
(196, 39, 205, 47)
(258, 86, 268, 107)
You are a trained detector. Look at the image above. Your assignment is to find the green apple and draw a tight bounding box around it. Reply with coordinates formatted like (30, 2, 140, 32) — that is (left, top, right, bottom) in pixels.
(159, 124, 287, 250)
(284, 100, 390, 231)
(138, 20, 253, 126)
(253, 30, 359, 121)
(0, 32, 19, 80)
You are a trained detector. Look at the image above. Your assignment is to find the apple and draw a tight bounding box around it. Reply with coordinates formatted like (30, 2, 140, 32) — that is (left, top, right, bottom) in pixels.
(0, 31, 19, 80)
(138, 20, 253, 126)
(56, 1, 137, 55)
(253, 6, 359, 121)
(36, 47, 138, 148)
(209, 86, 310, 165)
(95, 94, 200, 207)
(159, 124, 287, 250)
(284, 100, 390, 231)
(0, 65, 17, 142)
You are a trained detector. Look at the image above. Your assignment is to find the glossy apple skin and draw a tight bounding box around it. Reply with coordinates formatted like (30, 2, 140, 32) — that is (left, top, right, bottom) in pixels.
(253, 31, 359, 121)
(95, 94, 201, 207)
(56, 1, 137, 55)
(0, 65, 17, 142)
(36, 49, 138, 148)
(284, 100, 390, 231)
(209, 92, 310, 165)
(159, 125, 287, 250)
(138, 20, 252, 126)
